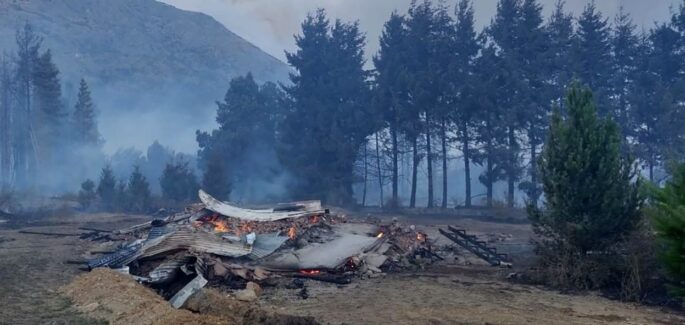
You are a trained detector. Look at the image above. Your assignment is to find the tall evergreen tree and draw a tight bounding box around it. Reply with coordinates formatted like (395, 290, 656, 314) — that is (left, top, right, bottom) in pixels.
(545, 0, 574, 104)
(0, 55, 12, 187)
(403, 0, 456, 208)
(517, 0, 548, 205)
(13, 22, 41, 188)
(472, 44, 508, 207)
(488, 0, 525, 207)
(452, 0, 480, 208)
(648, 163, 685, 297)
(374, 12, 410, 207)
(127, 165, 151, 213)
(281, 9, 373, 205)
(610, 7, 639, 140)
(197, 74, 284, 202)
(32, 49, 66, 172)
(530, 84, 641, 255)
(160, 160, 199, 203)
(432, 2, 457, 209)
(97, 164, 116, 210)
(72, 78, 100, 147)
(632, 24, 685, 180)
(573, 1, 612, 114)
(202, 152, 230, 200)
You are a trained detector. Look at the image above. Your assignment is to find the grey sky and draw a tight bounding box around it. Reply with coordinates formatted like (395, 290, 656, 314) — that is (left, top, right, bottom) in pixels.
(160, 0, 679, 63)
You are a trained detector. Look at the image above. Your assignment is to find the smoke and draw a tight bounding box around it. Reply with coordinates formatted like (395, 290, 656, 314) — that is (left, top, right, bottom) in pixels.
(161, 0, 676, 63)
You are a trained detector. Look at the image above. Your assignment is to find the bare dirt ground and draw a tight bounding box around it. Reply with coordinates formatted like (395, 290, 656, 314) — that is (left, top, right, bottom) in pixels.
(1, 211, 683, 325)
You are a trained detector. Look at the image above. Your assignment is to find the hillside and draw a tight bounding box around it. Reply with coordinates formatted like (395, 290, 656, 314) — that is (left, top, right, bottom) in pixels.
(0, 0, 291, 152)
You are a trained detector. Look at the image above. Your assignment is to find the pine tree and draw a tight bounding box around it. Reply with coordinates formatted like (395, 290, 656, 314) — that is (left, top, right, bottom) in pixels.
(374, 12, 409, 208)
(472, 44, 508, 207)
(281, 9, 373, 205)
(114, 180, 128, 212)
(529, 84, 641, 255)
(452, 0, 480, 208)
(517, 0, 548, 205)
(197, 74, 284, 202)
(404, 0, 454, 208)
(0, 55, 12, 187)
(432, 2, 456, 209)
(32, 49, 66, 171)
(631, 24, 684, 180)
(610, 7, 639, 140)
(489, 0, 525, 207)
(13, 22, 42, 188)
(97, 164, 116, 210)
(573, 1, 612, 114)
(160, 160, 199, 203)
(78, 179, 96, 209)
(648, 163, 685, 297)
(144, 141, 174, 194)
(72, 78, 100, 147)
(202, 152, 230, 200)
(127, 165, 151, 213)
(545, 0, 574, 107)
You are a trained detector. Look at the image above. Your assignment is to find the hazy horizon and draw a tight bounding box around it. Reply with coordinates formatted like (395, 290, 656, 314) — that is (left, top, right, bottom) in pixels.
(162, 0, 678, 65)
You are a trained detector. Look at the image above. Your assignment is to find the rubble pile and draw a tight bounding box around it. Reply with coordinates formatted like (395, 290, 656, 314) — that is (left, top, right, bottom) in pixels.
(83, 190, 434, 308)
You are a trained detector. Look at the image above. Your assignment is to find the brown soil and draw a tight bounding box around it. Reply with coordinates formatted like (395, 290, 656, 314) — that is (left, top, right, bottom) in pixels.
(61, 268, 227, 324)
(1, 212, 683, 325)
(0, 212, 150, 324)
(263, 268, 685, 325)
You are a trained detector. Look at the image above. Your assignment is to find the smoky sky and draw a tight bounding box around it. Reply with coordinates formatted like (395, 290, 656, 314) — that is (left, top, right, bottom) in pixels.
(161, 0, 678, 63)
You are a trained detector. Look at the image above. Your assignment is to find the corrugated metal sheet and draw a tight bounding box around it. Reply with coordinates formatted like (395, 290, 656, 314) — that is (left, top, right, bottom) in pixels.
(140, 228, 252, 258)
(248, 233, 289, 260)
(147, 254, 195, 284)
(199, 190, 324, 221)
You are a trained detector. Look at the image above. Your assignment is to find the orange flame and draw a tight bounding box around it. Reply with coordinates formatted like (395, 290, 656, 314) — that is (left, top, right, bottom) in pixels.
(309, 215, 320, 224)
(299, 269, 321, 275)
(202, 214, 231, 233)
(213, 221, 230, 233)
(288, 226, 297, 239)
(376, 232, 384, 238)
(416, 232, 426, 242)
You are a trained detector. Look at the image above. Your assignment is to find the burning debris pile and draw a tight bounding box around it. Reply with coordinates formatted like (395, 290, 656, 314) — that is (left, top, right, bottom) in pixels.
(83, 190, 434, 307)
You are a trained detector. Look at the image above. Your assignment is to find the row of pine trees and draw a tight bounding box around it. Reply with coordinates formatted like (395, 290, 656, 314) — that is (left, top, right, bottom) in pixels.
(200, 0, 685, 207)
(0, 23, 102, 192)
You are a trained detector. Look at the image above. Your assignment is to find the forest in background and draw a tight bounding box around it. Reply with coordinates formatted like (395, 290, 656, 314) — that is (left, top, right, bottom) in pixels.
(1, 0, 685, 210)
(199, 0, 685, 208)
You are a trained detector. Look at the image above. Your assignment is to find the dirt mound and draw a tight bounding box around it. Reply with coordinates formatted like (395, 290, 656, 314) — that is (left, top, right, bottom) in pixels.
(61, 268, 226, 324)
(60, 268, 319, 325)
(185, 289, 319, 325)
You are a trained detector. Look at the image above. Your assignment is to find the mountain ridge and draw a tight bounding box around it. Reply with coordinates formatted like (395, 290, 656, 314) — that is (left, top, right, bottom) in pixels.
(0, 0, 292, 152)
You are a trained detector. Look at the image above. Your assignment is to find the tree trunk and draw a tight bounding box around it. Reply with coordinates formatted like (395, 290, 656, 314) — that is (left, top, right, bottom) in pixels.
(507, 127, 515, 208)
(486, 139, 493, 208)
(391, 124, 398, 207)
(426, 117, 434, 208)
(375, 132, 383, 208)
(462, 121, 472, 208)
(362, 143, 368, 207)
(0, 61, 11, 186)
(529, 138, 538, 206)
(410, 137, 419, 208)
(441, 119, 448, 209)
